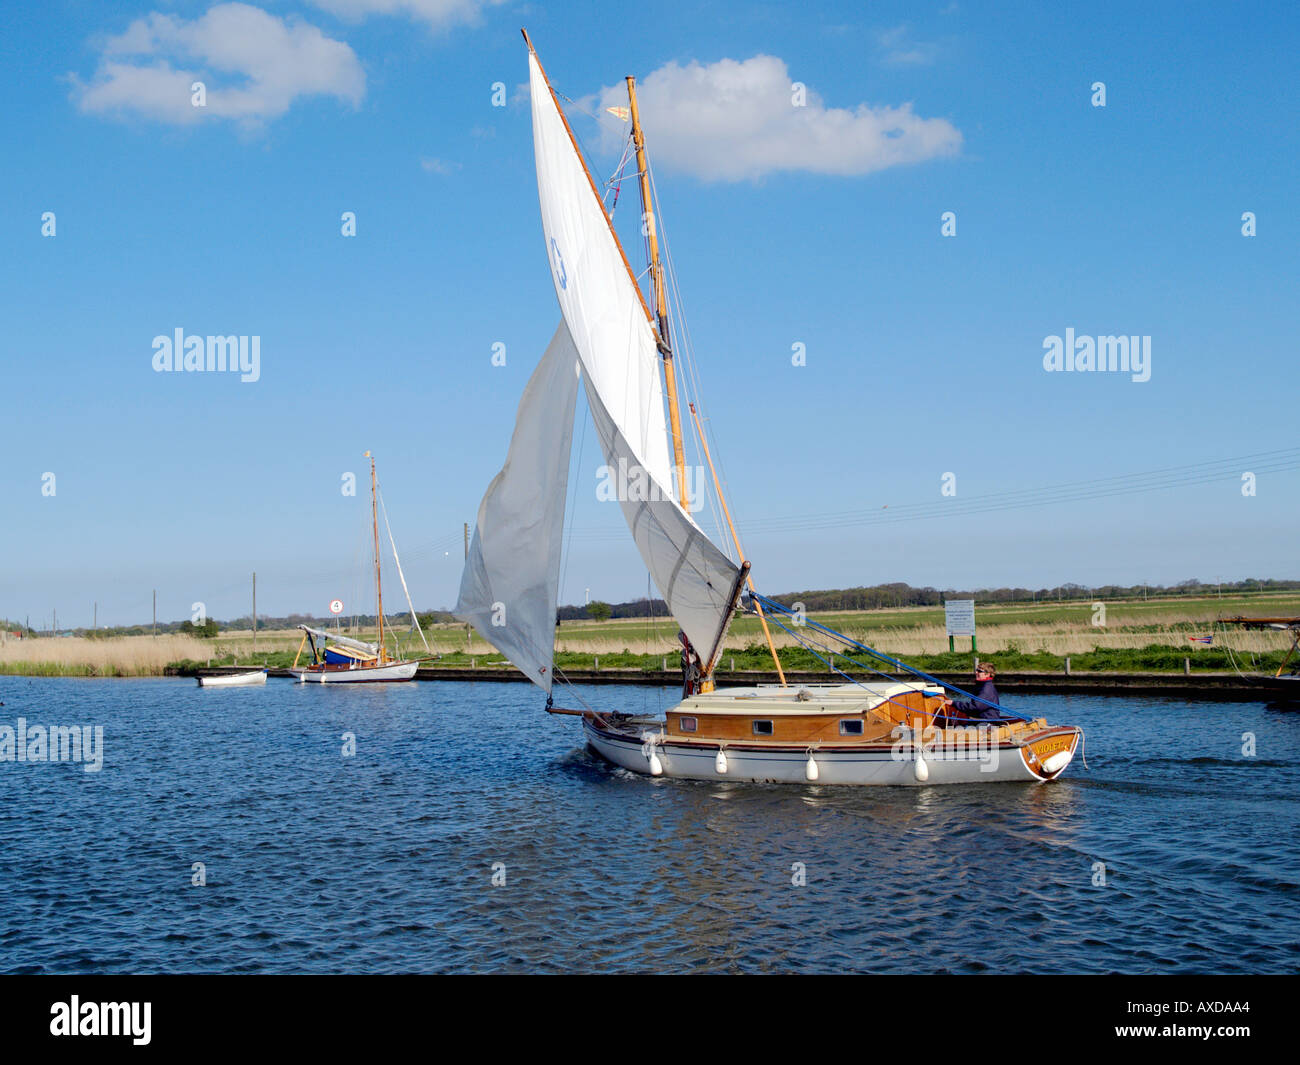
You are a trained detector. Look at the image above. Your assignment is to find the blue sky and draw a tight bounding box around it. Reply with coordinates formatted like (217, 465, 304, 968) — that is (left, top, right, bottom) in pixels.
(1, 0, 1296, 627)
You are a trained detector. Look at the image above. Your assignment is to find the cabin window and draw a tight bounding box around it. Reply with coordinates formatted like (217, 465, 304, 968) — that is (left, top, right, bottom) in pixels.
(839, 719, 864, 736)
(679, 716, 697, 733)
(752, 720, 774, 736)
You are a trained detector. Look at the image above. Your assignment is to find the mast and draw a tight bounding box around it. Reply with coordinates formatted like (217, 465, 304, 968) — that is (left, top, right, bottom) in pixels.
(368, 451, 385, 662)
(626, 75, 689, 513)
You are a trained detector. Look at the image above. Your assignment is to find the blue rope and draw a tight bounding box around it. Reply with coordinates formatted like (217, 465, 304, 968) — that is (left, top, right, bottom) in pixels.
(752, 593, 1030, 722)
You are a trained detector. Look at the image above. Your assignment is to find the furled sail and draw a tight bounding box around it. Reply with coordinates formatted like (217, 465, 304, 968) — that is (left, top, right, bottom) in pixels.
(454, 323, 581, 693)
(527, 49, 744, 666)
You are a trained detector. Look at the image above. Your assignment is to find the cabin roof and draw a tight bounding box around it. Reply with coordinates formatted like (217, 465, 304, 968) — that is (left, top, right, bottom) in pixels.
(671, 681, 939, 717)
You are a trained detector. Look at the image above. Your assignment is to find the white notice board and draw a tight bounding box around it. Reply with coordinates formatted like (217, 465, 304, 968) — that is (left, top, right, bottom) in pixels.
(944, 599, 976, 637)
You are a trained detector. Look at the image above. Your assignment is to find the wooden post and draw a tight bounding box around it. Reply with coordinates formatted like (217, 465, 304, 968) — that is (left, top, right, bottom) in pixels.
(1064, 656, 1071, 676)
(252, 572, 257, 653)
(1184, 657, 1190, 675)
(594, 655, 599, 671)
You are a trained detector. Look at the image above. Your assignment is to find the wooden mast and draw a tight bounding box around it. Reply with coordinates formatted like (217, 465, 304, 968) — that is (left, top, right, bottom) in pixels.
(626, 75, 689, 513)
(368, 451, 385, 663)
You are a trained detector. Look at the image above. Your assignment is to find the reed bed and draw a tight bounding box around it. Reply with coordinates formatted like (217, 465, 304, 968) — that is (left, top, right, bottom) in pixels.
(0, 634, 215, 676)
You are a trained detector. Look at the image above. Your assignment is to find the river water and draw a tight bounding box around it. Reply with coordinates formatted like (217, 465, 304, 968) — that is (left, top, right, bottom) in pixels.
(0, 676, 1295, 974)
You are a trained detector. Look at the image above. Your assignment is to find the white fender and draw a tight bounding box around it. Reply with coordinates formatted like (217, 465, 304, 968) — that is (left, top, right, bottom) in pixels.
(648, 751, 663, 776)
(805, 754, 819, 781)
(715, 749, 728, 775)
(1041, 750, 1071, 775)
(914, 750, 930, 782)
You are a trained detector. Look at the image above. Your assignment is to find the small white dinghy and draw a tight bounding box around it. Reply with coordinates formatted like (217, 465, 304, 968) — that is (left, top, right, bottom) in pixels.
(196, 670, 268, 688)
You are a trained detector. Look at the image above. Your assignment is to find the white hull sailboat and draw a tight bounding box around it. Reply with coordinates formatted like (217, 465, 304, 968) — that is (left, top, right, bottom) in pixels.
(290, 452, 424, 684)
(291, 658, 419, 684)
(583, 684, 1080, 786)
(1214, 615, 1300, 698)
(454, 32, 1082, 786)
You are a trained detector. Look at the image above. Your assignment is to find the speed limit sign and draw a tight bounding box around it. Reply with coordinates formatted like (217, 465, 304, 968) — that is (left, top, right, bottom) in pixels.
(329, 599, 344, 616)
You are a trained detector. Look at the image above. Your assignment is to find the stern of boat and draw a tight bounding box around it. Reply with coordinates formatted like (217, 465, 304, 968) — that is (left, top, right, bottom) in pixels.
(1017, 725, 1083, 781)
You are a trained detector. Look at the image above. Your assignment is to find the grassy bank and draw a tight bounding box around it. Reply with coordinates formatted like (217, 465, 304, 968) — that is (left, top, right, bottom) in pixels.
(2, 591, 1294, 677)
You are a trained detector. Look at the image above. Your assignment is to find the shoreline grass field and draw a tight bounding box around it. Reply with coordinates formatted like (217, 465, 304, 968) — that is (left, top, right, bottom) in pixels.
(3, 592, 1295, 678)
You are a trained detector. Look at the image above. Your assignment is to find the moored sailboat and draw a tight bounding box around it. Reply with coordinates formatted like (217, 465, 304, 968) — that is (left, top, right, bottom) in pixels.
(455, 32, 1083, 784)
(1215, 615, 1300, 697)
(290, 453, 422, 683)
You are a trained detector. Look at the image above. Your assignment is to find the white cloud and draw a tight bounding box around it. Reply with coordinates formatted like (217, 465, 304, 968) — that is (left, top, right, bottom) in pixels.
(594, 55, 961, 182)
(304, 0, 502, 31)
(72, 3, 365, 125)
(877, 24, 940, 66)
(420, 156, 460, 174)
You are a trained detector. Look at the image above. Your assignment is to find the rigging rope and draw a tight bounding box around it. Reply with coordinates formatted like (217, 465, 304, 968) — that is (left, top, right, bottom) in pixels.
(646, 157, 735, 561)
(376, 483, 434, 657)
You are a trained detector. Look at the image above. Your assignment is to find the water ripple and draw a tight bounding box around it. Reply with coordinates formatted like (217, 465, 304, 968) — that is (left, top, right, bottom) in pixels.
(0, 678, 1295, 973)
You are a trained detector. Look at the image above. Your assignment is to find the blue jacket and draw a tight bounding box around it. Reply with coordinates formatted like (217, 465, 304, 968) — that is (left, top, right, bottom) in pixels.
(949, 679, 1002, 719)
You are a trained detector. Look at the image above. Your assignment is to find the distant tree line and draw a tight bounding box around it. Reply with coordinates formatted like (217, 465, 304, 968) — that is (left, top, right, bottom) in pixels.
(554, 577, 1300, 619)
(556, 598, 660, 622)
(761, 577, 1300, 612)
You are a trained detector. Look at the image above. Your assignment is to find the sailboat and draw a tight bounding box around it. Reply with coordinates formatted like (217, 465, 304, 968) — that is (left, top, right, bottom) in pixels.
(289, 452, 422, 683)
(454, 32, 1083, 784)
(1215, 615, 1300, 697)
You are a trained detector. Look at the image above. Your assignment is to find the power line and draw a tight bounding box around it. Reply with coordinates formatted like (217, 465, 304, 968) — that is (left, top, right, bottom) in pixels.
(563, 446, 1300, 541)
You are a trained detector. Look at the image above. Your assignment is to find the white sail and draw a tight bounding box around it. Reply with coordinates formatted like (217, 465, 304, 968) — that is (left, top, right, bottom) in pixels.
(527, 49, 743, 664)
(454, 323, 581, 693)
(582, 374, 746, 667)
(527, 52, 672, 490)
